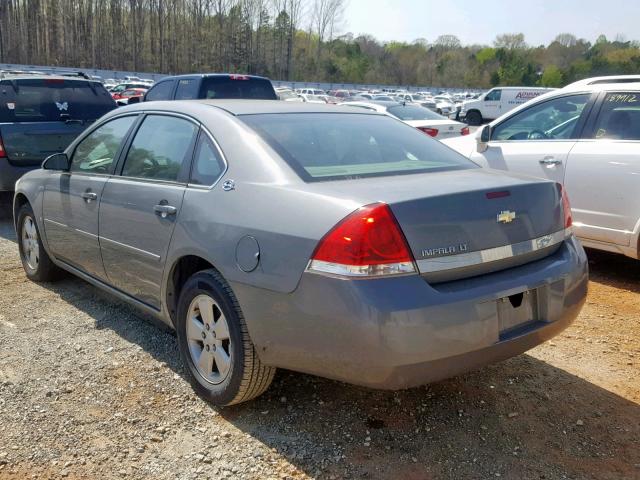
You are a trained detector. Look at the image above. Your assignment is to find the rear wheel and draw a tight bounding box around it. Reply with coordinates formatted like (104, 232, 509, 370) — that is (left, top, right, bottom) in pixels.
(176, 269, 275, 406)
(17, 203, 60, 282)
(466, 110, 483, 126)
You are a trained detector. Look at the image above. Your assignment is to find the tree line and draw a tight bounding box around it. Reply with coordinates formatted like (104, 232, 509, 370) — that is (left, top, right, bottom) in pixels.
(0, 1, 639, 88)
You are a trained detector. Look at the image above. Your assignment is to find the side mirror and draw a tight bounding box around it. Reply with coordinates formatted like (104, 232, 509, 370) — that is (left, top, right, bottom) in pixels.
(476, 125, 491, 153)
(43, 153, 70, 171)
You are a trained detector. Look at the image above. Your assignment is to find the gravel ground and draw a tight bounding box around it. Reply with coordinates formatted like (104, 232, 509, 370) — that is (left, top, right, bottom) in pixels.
(0, 195, 638, 480)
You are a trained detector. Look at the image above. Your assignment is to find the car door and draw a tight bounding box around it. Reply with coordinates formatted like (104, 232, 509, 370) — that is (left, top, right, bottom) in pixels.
(482, 89, 502, 120)
(470, 93, 594, 184)
(42, 115, 138, 279)
(565, 91, 640, 250)
(98, 113, 199, 309)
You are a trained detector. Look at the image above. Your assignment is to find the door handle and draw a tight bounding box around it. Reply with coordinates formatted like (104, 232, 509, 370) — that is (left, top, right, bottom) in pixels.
(154, 204, 177, 218)
(81, 191, 98, 202)
(539, 156, 562, 166)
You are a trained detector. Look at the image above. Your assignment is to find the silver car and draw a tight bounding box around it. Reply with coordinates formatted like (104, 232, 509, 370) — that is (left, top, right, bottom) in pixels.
(13, 100, 588, 406)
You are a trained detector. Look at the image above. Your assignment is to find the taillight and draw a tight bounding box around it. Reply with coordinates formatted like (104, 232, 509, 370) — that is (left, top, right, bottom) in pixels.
(307, 203, 416, 277)
(461, 127, 470, 136)
(0, 134, 6, 159)
(560, 184, 572, 229)
(418, 127, 439, 137)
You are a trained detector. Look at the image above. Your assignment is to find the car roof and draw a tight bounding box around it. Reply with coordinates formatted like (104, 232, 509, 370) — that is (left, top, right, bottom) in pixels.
(159, 73, 272, 81)
(562, 77, 640, 93)
(0, 74, 100, 83)
(122, 99, 383, 116)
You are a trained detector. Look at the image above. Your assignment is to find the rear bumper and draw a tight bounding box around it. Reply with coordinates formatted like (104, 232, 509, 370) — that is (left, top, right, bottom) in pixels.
(0, 158, 37, 192)
(234, 235, 588, 389)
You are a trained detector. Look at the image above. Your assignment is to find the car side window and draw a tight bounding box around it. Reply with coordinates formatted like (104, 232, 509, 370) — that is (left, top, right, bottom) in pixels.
(70, 116, 137, 174)
(145, 80, 174, 101)
(492, 94, 590, 141)
(190, 133, 225, 186)
(175, 79, 199, 100)
(485, 89, 501, 101)
(121, 115, 197, 182)
(592, 92, 640, 140)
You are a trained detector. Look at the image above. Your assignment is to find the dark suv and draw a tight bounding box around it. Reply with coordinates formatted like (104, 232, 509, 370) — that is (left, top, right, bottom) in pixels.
(0, 74, 116, 191)
(144, 74, 277, 102)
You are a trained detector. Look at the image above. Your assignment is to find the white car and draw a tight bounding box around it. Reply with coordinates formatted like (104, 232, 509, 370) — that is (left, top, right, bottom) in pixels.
(342, 101, 470, 139)
(443, 76, 640, 260)
(433, 96, 456, 117)
(296, 88, 325, 96)
(276, 87, 304, 102)
(459, 86, 555, 125)
(299, 94, 327, 104)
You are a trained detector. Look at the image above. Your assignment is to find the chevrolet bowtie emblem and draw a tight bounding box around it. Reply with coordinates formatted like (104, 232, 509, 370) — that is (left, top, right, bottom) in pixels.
(497, 210, 516, 224)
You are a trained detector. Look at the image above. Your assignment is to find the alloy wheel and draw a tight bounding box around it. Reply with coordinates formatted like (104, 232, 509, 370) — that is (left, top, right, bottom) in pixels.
(186, 294, 232, 384)
(21, 216, 39, 271)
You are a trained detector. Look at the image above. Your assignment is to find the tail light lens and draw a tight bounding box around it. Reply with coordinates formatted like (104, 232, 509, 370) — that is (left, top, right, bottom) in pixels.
(307, 203, 416, 277)
(560, 184, 572, 229)
(461, 127, 470, 136)
(0, 134, 6, 159)
(418, 127, 439, 137)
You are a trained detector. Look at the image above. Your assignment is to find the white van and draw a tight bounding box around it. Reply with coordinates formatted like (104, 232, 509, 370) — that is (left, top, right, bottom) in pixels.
(459, 87, 555, 125)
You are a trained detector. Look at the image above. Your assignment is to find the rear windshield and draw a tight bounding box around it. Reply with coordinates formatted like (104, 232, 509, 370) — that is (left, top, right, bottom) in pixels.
(388, 105, 445, 121)
(241, 113, 475, 182)
(0, 79, 115, 123)
(200, 76, 277, 100)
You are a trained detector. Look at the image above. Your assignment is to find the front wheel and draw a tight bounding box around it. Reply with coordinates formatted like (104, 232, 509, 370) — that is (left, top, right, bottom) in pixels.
(17, 203, 60, 282)
(466, 110, 483, 126)
(176, 269, 275, 406)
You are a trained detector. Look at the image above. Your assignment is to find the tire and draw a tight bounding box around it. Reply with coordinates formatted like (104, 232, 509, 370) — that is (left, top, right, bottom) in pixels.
(16, 203, 61, 282)
(176, 269, 275, 406)
(466, 110, 483, 126)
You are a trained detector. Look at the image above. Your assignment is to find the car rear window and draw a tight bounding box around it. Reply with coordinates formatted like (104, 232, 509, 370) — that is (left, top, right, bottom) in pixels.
(0, 78, 115, 123)
(387, 105, 445, 121)
(200, 76, 277, 100)
(241, 113, 475, 182)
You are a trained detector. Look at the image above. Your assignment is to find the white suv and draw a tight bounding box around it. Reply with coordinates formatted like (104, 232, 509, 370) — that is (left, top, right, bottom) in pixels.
(443, 76, 640, 260)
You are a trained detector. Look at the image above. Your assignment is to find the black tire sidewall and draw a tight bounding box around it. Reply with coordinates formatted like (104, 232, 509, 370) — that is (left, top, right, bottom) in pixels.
(467, 111, 482, 126)
(17, 204, 43, 280)
(176, 271, 246, 406)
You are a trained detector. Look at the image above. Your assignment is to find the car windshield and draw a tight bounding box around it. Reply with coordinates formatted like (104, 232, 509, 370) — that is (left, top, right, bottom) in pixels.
(0, 78, 115, 122)
(200, 76, 277, 100)
(241, 113, 475, 182)
(387, 105, 444, 121)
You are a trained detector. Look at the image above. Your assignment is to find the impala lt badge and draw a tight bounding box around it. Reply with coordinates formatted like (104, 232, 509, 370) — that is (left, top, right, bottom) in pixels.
(497, 210, 516, 224)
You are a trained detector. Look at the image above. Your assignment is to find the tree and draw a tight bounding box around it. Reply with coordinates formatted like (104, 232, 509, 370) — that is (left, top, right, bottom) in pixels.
(554, 33, 577, 48)
(434, 34, 461, 50)
(494, 33, 527, 50)
(540, 65, 563, 87)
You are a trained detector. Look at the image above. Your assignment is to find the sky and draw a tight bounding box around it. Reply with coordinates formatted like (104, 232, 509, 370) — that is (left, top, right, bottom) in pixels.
(342, 0, 640, 46)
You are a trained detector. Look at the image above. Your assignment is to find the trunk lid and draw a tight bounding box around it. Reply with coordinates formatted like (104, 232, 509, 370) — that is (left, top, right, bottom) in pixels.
(307, 168, 566, 282)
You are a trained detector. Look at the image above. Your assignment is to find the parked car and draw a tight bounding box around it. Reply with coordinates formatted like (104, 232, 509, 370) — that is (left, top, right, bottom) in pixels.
(115, 87, 148, 106)
(0, 74, 116, 192)
(275, 87, 303, 102)
(433, 95, 457, 117)
(296, 88, 325, 96)
(13, 100, 587, 405)
(110, 82, 149, 97)
(144, 74, 277, 101)
(443, 76, 640, 260)
(342, 101, 469, 139)
(459, 86, 555, 125)
(299, 94, 327, 104)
